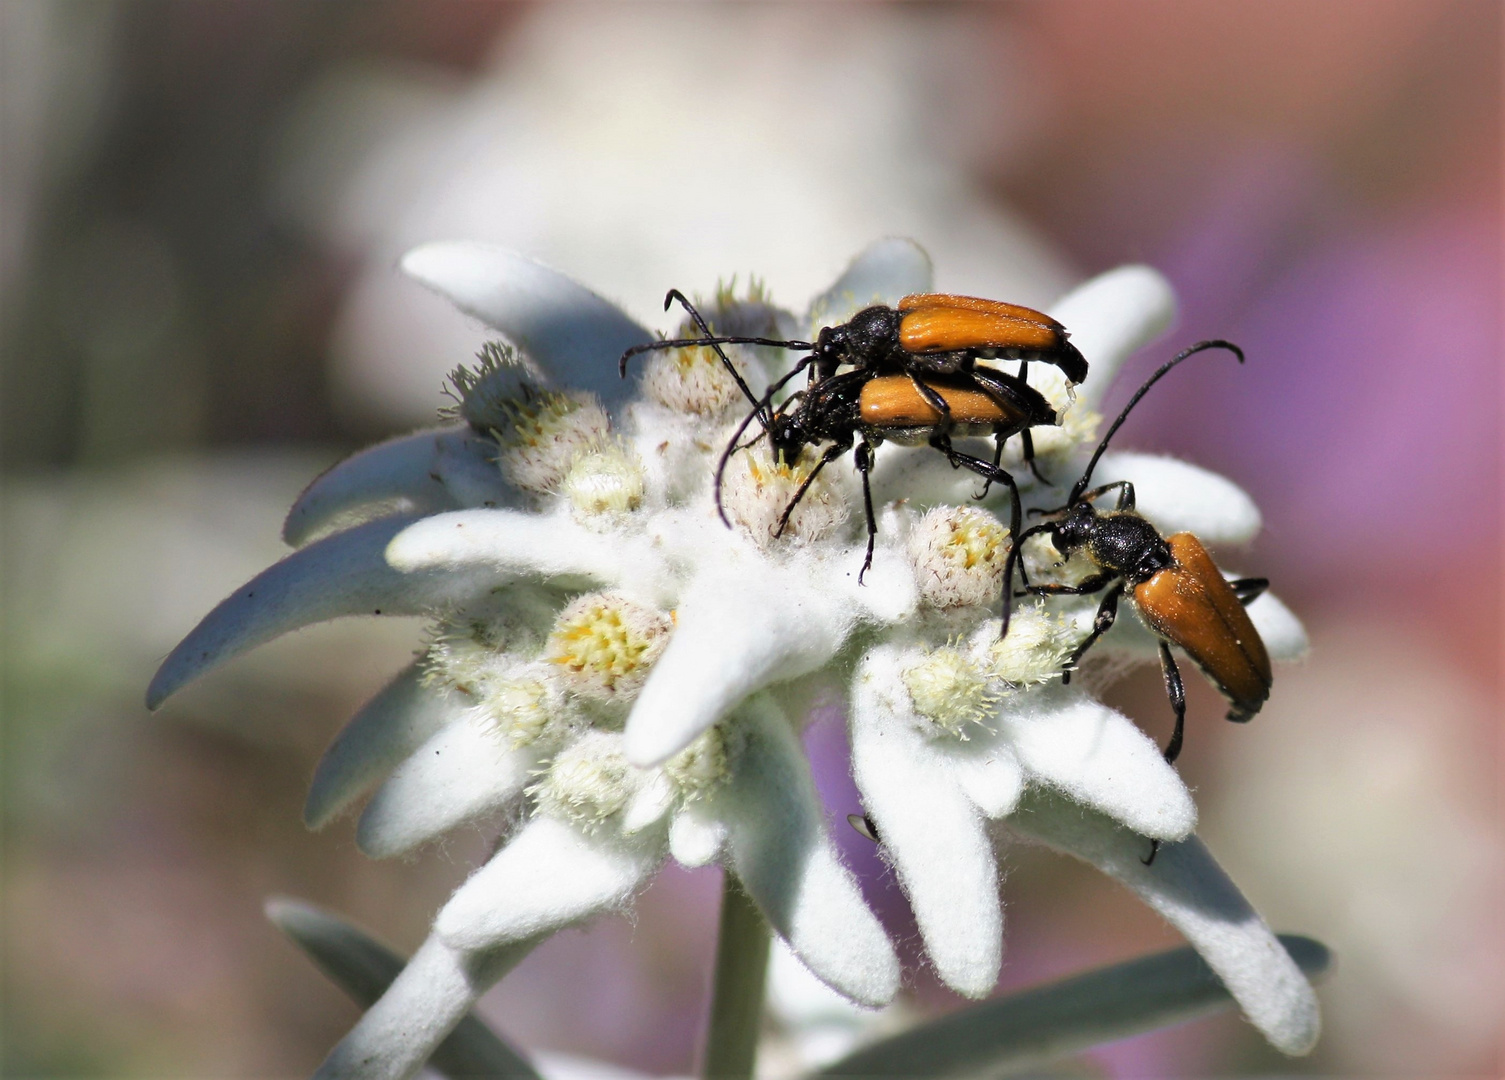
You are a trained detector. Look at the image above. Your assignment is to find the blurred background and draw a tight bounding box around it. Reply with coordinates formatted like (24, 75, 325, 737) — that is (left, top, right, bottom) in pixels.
(2, 1, 1498, 1076)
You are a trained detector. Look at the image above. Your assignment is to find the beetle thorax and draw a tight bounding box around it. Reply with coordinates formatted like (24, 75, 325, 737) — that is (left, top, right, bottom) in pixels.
(820, 306, 901, 371)
(1084, 511, 1173, 584)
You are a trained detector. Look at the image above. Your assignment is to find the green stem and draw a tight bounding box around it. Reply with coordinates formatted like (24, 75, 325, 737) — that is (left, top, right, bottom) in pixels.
(701, 871, 771, 1080)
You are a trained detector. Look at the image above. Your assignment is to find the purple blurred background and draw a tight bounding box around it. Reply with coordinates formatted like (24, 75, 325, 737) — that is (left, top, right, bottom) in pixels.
(3, 2, 1498, 1076)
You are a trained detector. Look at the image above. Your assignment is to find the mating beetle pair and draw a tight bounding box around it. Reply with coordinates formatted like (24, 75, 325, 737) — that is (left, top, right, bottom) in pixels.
(621, 291, 1271, 771)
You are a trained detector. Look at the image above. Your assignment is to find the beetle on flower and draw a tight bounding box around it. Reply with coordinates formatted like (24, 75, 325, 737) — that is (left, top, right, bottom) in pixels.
(148, 239, 1319, 1080)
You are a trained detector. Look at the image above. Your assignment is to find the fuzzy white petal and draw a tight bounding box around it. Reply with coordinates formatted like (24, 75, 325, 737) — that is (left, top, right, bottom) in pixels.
(284, 427, 511, 547)
(435, 815, 664, 951)
(950, 736, 1027, 820)
(1001, 689, 1196, 841)
(668, 803, 727, 867)
(357, 712, 532, 858)
(807, 237, 934, 325)
(384, 508, 635, 588)
(146, 516, 489, 709)
(1007, 792, 1321, 1056)
(1244, 591, 1308, 661)
(625, 562, 856, 766)
(714, 696, 899, 1007)
(313, 931, 535, 1080)
(849, 650, 1002, 997)
(1092, 453, 1261, 546)
(305, 662, 472, 830)
(1050, 265, 1175, 409)
(621, 772, 676, 835)
(401, 243, 652, 407)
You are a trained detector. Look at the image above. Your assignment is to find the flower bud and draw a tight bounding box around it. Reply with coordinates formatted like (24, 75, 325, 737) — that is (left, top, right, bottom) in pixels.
(907, 506, 1008, 609)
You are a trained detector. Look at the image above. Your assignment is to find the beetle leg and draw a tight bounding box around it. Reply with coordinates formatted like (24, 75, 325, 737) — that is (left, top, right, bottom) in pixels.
(908, 371, 952, 420)
(1231, 577, 1269, 605)
(971, 427, 1008, 501)
(1143, 840, 1161, 867)
(772, 440, 849, 540)
(1024, 572, 1116, 597)
(1000, 521, 1054, 638)
(1020, 428, 1054, 485)
(1060, 581, 1123, 685)
(1076, 480, 1135, 511)
(1158, 641, 1187, 765)
(855, 439, 878, 584)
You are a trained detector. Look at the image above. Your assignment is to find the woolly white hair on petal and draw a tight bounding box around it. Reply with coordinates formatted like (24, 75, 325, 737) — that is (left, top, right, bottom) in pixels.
(313, 931, 537, 1080)
(304, 662, 472, 829)
(357, 712, 534, 858)
(711, 695, 900, 1007)
(401, 243, 654, 407)
(146, 515, 491, 709)
(1049, 265, 1175, 410)
(849, 648, 1003, 997)
(435, 815, 665, 951)
(384, 507, 644, 588)
(806, 237, 933, 325)
(1091, 453, 1262, 546)
(947, 732, 1027, 819)
(284, 427, 512, 547)
(668, 803, 728, 867)
(624, 562, 859, 766)
(1006, 791, 1321, 1056)
(998, 688, 1197, 842)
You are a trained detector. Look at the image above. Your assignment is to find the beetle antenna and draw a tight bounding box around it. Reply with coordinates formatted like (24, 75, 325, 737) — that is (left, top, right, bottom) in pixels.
(1069, 339, 1244, 505)
(711, 358, 816, 526)
(662, 289, 774, 429)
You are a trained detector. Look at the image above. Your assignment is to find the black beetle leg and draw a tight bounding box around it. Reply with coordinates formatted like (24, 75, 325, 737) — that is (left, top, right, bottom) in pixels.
(1075, 480, 1136, 511)
(772, 440, 849, 539)
(1022, 428, 1053, 485)
(1058, 581, 1123, 685)
(855, 439, 878, 584)
(1231, 577, 1269, 605)
(1158, 641, 1187, 765)
(1143, 840, 1161, 866)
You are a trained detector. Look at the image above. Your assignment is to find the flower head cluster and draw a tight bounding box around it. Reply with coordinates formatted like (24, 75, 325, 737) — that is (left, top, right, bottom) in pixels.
(149, 239, 1319, 1078)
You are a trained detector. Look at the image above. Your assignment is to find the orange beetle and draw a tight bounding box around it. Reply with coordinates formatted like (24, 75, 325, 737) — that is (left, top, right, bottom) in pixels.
(1004, 340, 1270, 767)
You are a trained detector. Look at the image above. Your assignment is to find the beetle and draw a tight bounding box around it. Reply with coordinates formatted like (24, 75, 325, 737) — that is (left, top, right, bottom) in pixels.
(725, 362, 1058, 581)
(621, 290, 1076, 579)
(1001, 339, 1271, 769)
(621, 289, 1088, 487)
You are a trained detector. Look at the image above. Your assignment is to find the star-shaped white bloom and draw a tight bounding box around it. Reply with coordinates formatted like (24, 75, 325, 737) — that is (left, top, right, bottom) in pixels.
(149, 239, 1318, 1079)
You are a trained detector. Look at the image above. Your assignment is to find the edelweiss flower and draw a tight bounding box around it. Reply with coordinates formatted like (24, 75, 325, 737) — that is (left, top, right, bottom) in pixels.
(148, 239, 1318, 1077)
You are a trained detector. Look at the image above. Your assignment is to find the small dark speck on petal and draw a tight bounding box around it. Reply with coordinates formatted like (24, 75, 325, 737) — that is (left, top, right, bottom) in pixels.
(374, 609, 382, 615)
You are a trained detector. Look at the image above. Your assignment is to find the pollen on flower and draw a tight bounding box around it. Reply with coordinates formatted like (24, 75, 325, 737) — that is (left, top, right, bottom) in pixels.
(664, 724, 732, 800)
(984, 603, 1077, 687)
(492, 385, 612, 494)
(528, 731, 638, 830)
(545, 592, 673, 701)
(561, 439, 646, 519)
(907, 505, 1008, 609)
(441, 341, 529, 432)
(720, 445, 848, 547)
(902, 645, 998, 738)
